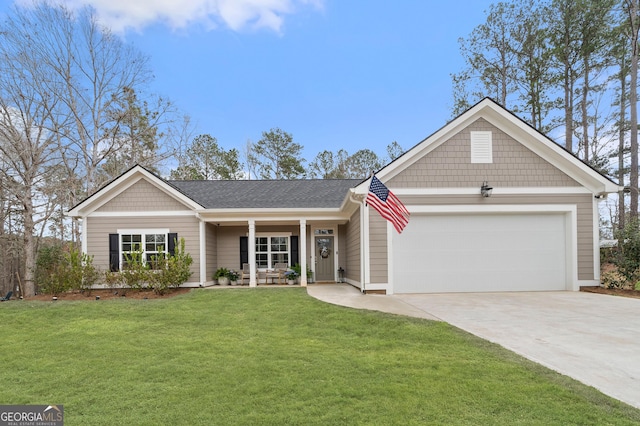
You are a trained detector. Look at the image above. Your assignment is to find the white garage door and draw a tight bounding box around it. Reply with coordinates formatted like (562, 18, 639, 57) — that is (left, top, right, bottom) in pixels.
(393, 213, 567, 293)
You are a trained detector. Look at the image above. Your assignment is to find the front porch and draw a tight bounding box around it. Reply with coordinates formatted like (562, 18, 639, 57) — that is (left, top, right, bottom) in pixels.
(197, 213, 349, 288)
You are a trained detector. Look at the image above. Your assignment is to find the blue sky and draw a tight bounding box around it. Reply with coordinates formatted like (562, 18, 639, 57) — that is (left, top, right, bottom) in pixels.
(7, 0, 495, 166)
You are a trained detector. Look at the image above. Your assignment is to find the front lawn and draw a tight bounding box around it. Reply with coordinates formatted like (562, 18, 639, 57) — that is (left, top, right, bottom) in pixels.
(0, 289, 638, 425)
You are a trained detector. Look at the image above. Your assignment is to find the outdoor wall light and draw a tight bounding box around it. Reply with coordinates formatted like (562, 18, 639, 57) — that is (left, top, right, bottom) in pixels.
(480, 181, 493, 198)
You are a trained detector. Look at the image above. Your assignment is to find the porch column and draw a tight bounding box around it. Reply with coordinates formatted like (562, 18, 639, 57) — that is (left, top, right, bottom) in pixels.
(199, 219, 207, 287)
(299, 219, 307, 287)
(362, 200, 370, 291)
(81, 216, 88, 255)
(249, 220, 257, 287)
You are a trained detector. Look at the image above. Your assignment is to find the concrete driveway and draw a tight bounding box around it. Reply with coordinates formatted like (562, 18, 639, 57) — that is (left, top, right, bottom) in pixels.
(307, 285, 640, 409)
(393, 291, 640, 409)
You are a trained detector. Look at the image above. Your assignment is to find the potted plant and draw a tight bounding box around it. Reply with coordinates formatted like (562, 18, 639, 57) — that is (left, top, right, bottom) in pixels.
(284, 270, 298, 285)
(292, 263, 312, 283)
(227, 269, 239, 285)
(214, 267, 230, 285)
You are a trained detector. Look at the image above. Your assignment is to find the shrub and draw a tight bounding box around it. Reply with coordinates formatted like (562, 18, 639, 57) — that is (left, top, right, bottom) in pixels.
(121, 249, 151, 291)
(601, 269, 627, 289)
(35, 245, 101, 295)
(149, 237, 193, 295)
(103, 239, 193, 295)
(610, 221, 640, 288)
(35, 245, 68, 295)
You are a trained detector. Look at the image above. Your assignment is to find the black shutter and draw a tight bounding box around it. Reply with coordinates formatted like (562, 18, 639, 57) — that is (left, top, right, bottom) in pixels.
(240, 236, 248, 269)
(109, 233, 119, 272)
(168, 233, 178, 256)
(290, 235, 299, 267)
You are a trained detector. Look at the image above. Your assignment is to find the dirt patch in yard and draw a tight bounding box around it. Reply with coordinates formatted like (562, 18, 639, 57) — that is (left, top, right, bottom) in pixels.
(580, 286, 640, 299)
(25, 288, 192, 301)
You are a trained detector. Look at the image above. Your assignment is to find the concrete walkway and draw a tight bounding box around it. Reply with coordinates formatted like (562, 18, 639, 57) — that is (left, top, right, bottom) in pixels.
(307, 284, 640, 409)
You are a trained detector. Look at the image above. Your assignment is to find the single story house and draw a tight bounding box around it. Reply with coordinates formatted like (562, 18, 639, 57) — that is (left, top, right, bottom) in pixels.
(67, 98, 622, 294)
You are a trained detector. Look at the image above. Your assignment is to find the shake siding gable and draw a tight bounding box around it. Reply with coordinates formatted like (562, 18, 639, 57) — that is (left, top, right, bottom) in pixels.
(389, 118, 581, 189)
(97, 179, 191, 212)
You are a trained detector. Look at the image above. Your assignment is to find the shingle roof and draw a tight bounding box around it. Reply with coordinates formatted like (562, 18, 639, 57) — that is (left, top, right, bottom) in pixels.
(168, 179, 361, 209)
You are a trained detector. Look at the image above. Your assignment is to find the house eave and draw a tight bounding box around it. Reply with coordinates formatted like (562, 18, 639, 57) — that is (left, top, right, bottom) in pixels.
(66, 165, 203, 218)
(197, 207, 352, 224)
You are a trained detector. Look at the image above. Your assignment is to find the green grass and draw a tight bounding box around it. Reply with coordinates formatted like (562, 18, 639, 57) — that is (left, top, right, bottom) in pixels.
(0, 289, 639, 425)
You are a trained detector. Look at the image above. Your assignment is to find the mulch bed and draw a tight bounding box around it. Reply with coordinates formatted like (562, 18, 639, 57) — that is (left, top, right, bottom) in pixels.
(580, 286, 640, 299)
(25, 287, 192, 301)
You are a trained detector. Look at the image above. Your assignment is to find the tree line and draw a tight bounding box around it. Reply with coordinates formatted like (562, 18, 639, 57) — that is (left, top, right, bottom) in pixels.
(452, 0, 639, 233)
(169, 129, 404, 181)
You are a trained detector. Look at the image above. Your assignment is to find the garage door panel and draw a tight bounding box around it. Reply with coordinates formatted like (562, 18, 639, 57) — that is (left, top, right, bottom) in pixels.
(393, 214, 567, 293)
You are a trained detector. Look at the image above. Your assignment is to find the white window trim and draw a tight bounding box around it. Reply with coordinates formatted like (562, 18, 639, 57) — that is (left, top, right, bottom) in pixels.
(254, 232, 292, 270)
(117, 228, 170, 270)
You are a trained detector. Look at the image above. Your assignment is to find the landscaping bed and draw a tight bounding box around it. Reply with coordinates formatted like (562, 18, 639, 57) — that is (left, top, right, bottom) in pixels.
(26, 287, 192, 301)
(580, 286, 640, 299)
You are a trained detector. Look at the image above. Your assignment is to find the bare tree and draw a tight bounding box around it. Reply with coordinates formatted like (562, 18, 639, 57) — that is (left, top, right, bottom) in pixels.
(241, 139, 258, 180)
(623, 0, 640, 220)
(10, 3, 154, 198)
(0, 2, 155, 295)
(0, 78, 61, 296)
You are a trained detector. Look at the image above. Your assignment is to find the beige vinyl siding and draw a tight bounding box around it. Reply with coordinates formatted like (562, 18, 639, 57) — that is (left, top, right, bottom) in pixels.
(97, 179, 191, 212)
(389, 118, 581, 189)
(215, 225, 300, 272)
(369, 212, 388, 284)
(206, 223, 217, 282)
(86, 215, 201, 283)
(216, 226, 244, 271)
(345, 209, 361, 284)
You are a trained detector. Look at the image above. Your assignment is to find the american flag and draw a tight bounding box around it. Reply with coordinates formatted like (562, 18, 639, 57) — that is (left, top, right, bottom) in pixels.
(366, 175, 410, 233)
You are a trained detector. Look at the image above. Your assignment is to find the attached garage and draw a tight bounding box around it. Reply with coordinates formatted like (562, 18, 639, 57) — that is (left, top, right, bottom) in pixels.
(392, 211, 572, 293)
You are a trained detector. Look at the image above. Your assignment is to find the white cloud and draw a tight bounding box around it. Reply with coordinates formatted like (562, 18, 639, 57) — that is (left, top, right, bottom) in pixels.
(14, 0, 323, 33)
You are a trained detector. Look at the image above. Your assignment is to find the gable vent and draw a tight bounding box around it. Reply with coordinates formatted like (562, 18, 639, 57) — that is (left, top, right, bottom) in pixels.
(470, 131, 493, 163)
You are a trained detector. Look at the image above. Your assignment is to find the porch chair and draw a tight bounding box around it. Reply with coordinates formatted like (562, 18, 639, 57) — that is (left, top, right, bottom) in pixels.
(273, 263, 288, 285)
(0, 291, 12, 301)
(240, 263, 251, 285)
